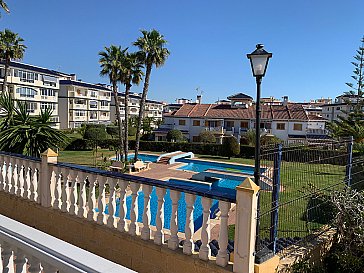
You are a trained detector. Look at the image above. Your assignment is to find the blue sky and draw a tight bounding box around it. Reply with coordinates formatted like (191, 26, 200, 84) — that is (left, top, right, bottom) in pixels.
(1, 0, 363, 103)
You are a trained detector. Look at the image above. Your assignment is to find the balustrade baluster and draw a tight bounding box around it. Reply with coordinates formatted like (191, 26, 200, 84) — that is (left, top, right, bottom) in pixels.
(61, 169, 70, 212)
(52, 166, 61, 210)
(199, 197, 212, 261)
(14, 248, 27, 273)
(87, 174, 97, 221)
(5, 157, 12, 193)
(107, 178, 117, 228)
(216, 201, 231, 267)
(69, 170, 78, 215)
(1, 241, 14, 272)
(129, 182, 140, 236)
(28, 256, 42, 273)
(77, 172, 87, 218)
(154, 187, 166, 245)
(30, 162, 39, 202)
(16, 160, 24, 197)
(168, 190, 180, 250)
(141, 184, 152, 240)
(10, 157, 18, 195)
(183, 193, 196, 255)
(49, 166, 57, 206)
(0, 155, 4, 191)
(117, 179, 128, 232)
(41, 263, 58, 273)
(24, 165, 31, 199)
(96, 176, 106, 225)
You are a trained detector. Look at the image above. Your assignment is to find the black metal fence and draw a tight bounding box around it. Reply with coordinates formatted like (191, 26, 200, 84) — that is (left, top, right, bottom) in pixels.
(255, 137, 364, 261)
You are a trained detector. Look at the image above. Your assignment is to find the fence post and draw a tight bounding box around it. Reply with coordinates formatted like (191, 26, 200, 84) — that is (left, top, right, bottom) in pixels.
(40, 148, 58, 207)
(233, 177, 260, 273)
(346, 136, 353, 186)
(270, 143, 282, 253)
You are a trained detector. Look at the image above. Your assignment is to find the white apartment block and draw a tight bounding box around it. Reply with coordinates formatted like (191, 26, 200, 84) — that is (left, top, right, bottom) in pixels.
(0, 61, 67, 129)
(58, 78, 112, 129)
(110, 92, 163, 127)
(321, 94, 361, 122)
(156, 93, 327, 143)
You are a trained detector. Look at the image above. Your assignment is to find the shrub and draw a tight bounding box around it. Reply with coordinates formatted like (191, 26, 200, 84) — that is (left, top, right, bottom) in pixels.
(166, 129, 183, 142)
(106, 126, 119, 138)
(198, 131, 216, 143)
(221, 137, 240, 159)
(65, 138, 92, 150)
(84, 127, 107, 148)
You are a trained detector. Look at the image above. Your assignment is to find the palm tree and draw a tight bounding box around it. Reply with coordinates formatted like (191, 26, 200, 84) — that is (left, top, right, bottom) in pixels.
(0, 0, 9, 15)
(133, 29, 170, 161)
(0, 94, 68, 157)
(99, 45, 126, 160)
(119, 52, 144, 161)
(0, 29, 26, 92)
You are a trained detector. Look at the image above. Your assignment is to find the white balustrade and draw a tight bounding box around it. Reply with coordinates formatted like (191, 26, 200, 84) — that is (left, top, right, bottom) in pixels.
(52, 166, 62, 210)
(117, 179, 128, 232)
(77, 172, 87, 218)
(10, 157, 18, 195)
(107, 178, 117, 228)
(0, 155, 4, 191)
(129, 182, 140, 236)
(68, 170, 78, 215)
(168, 190, 180, 250)
(5, 157, 12, 193)
(29, 162, 39, 202)
(14, 248, 27, 273)
(216, 201, 231, 267)
(28, 256, 42, 273)
(1, 241, 14, 272)
(141, 184, 152, 240)
(16, 160, 24, 197)
(183, 193, 196, 255)
(61, 168, 70, 212)
(87, 174, 97, 221)
(154, 187, 166, 245)
(97, 176, 107, 225)
(24, 165, 31, 199)
(199, 197, 212, 261)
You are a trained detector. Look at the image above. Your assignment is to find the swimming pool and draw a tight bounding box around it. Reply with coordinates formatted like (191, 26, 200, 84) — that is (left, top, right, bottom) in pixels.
(176, 158, 258, 174)
(126, 153, 159, 162)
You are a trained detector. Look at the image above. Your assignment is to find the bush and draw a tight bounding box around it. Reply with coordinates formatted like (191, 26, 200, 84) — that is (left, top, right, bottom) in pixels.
(221, 137, 240, 159)
(64, 138, 92, 150)
(166, 129, 183, 142)
(198, 131, 216, 143)
(106, 126, 119, 138)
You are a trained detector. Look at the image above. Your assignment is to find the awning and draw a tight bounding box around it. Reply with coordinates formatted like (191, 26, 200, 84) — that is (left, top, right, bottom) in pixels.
(43, 75, 57, 83)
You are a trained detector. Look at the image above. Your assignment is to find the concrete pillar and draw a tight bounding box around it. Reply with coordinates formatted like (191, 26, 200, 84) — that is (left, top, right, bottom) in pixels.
(40, 148, 58, 207)
(233, 177, 260, 273)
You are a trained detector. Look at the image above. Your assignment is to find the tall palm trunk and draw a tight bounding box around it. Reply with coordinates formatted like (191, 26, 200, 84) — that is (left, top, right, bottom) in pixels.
(134, 62, 152, 161)
(124, 80, 131, 161)
(2, 57, 10, 92)
(112, 82, 124, 161)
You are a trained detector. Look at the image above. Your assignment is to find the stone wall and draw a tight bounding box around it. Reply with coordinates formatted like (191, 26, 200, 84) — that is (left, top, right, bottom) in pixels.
(0, 192, 232, 273)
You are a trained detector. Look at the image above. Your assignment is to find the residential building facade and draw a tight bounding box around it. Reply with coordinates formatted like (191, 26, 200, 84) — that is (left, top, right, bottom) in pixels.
(0, 61, 68, 129)
(156, 93, 327, 143)
(58, 79, 112, 129)
(321, 94, 360, 122)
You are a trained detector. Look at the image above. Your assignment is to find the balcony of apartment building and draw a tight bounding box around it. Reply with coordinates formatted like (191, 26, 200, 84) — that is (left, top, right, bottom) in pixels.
(205, 119, 224, 134)
(0, 150, 263, 273)
(70, 110, 87, 122)
(72, 99, 88, 110)
(70, 88, 88, 98)
(89, 111, 98, 121)
(98, 90, 111, 101)
(99, 101, 110, 111)
(99, 111, 110, 121)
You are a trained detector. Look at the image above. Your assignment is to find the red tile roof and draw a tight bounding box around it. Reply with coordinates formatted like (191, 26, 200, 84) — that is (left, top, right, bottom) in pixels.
(170, 103, 308, 120)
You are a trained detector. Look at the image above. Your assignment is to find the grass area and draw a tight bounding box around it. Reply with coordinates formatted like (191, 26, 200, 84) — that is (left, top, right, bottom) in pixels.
(58, 149, 116, 168)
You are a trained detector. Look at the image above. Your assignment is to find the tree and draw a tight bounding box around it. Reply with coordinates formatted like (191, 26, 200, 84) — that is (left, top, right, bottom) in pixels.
(241, 129, 282, 146)
(221, 137, 240, 159)
(0, 1, 9, 16)
(99, 45, 125, 159)
(0, 94, 68, 157)
(106, 125, 119, 139)
(84, 125, 107, 166)
(133, 29, 170, 161)
(328, 37, 364, 142)
(0, 29, 26, 92)
(119, 51, 144, 161)
(166, 129, 183, 142)
(198, 131, 216, 143)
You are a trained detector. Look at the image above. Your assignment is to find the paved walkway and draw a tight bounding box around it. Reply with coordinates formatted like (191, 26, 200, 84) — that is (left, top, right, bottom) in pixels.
(131, 162, 194, 180)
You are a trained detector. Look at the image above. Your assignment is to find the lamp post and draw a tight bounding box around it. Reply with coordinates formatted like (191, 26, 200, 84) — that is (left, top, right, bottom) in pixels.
(247, 44, 272, 263)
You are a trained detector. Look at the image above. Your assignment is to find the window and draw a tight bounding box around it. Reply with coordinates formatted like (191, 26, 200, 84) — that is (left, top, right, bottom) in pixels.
(225, 121, 234, 130)
(17, 70, 35, 83)
(89, 101, 98, 108)
(90, 91, 97, 97)
(179, 119, 186, 126)
(75, 110, 86, 117)
(276, 123, 285, 130)
(293, 123, 303, 131)
(193, 120, 200, 126)
(90, 111, 98, 119)
(16, 87, 37, 98)
(100, 101, 109, 107)
(192, 136, 200, 142)
(40, 89, 55, 96)
(25, 102, 37, 113)
(40, 103, 56, 110)
(240, 121, 249, 128)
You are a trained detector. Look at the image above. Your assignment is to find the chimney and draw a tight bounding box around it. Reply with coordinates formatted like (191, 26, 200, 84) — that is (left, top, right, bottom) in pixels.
(196, 95, 202, 104)
(282, 96, 289, 106)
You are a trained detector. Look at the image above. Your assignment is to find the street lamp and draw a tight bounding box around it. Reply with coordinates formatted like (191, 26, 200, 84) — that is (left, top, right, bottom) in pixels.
(247, 44, 272, 263)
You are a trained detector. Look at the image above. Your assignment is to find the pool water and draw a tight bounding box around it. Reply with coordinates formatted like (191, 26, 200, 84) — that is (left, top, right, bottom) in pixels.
(126, 154, 158, 162)
(106, 188, 219, 232)
(176, 158, 257, 174)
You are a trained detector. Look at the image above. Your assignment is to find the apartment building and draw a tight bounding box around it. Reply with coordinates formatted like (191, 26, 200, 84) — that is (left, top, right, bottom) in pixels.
(110, 92, 163, 126)
(156, 93, 327, 143)
(58, 78, 112, 129)
(0, 61, 68, 128)
(321, 94, 361, 122)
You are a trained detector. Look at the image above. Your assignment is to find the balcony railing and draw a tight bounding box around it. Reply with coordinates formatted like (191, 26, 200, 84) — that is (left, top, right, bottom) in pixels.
(0, 150, 261, 273)
(0, 214, 135, 272)
(306, 128, 329, 135)
(205, 126, 224, 134)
